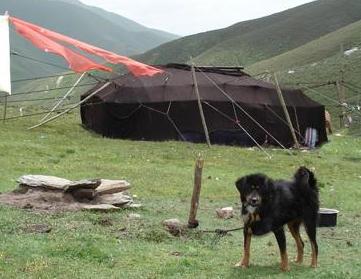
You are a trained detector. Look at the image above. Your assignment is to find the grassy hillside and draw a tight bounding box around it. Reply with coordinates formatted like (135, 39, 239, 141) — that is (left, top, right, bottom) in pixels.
(247, 19, 361, 131)
(1, 0, 178, 80)
(137, 0, 361, 66)
(249, 20, 361, 74)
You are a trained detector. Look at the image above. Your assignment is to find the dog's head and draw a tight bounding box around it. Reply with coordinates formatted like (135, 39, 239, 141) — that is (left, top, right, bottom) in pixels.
(235, 174, 273, 210)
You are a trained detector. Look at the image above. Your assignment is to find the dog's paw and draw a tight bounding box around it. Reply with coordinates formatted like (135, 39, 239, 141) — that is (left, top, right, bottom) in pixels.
(234, 262, 249, 269)
(280, 264, 290, 272)
(311, 263, 318, 268)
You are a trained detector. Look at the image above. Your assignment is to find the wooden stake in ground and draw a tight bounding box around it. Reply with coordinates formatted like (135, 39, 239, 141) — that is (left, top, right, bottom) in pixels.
(273, 73, 300, 149)
(191, 62, 211, 147)
(188, 155, 204, 228)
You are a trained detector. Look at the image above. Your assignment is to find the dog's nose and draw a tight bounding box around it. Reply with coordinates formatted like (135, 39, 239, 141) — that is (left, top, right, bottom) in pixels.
(251, 197, 258, 205)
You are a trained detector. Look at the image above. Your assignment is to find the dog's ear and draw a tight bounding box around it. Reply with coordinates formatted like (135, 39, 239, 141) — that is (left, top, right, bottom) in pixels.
(307, 169, 317, 189)
(264, 177, 274, 192)
(235, 176, 247, 194)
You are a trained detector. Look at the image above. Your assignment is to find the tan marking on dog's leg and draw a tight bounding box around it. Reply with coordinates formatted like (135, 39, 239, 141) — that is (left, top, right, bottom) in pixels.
(280, 251, 290, 272)
(249, 214, 254, 223)
(311, 242, 317, 268)
(235, 230, 252, 268)
(288, 223, 304, 264)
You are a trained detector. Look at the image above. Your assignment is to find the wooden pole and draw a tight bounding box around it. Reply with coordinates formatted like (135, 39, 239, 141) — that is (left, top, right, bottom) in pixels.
(2, 94, 8, 123)
(188, 155, 204, 228)
(191, 63, 211, 147)
(336, 80, 346, 128)
(292, 106, 301, 136)
(40, 72, 86, 122)
(340, 71, 351, 126)
(28, 82, 110, 130)
(273, 73, 299, 149)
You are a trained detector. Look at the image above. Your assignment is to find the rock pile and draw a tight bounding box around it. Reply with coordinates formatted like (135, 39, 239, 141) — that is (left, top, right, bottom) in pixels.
(0, 175, 141, 212)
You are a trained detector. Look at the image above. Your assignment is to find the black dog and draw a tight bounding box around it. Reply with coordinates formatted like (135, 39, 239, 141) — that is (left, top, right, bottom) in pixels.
(234, 167, 319, 271)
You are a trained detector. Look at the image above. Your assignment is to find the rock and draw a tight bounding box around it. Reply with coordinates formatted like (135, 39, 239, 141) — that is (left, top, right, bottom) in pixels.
(216, 207, 234, 219)
(95, 179, 131, 195)
(65, 179, 101, 191)
(17, 175, 101, 192)
(17, 175, 73, 191)
(82, 204, 120, 212)
(163, 218, 184, 236)
(95, 192, 133, 207)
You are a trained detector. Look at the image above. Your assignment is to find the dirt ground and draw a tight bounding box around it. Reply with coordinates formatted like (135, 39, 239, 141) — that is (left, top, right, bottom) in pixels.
(0, 187, 85, 212)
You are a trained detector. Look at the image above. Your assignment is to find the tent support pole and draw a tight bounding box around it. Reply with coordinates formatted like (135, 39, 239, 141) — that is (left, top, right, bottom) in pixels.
(40, 72, 86, 122)
(336, 80, 347, 128)
(273, 73, 299, 149)
(292, 106, 301, 136)
(191, 63, 211, 147)
(2, 94, 8, 123)
(28, 82, 111, 130)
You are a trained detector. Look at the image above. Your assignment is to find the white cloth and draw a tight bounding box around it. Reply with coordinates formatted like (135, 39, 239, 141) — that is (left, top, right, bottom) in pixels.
(304, 127, 318, 148)
(0, 15, 11, 95)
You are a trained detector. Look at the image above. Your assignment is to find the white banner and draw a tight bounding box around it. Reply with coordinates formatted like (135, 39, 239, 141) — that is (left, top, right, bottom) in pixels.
(0, 15, 11, 95)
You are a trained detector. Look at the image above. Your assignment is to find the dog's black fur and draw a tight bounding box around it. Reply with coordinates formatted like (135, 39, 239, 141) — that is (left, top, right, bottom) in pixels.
(234, 167, 319, 271)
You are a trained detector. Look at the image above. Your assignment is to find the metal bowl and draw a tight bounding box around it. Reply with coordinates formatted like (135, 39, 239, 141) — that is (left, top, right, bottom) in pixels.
(318, 208, 339, 227)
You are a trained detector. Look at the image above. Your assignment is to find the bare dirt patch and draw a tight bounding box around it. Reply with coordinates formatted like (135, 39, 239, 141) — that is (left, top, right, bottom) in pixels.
(0, 188, 85, 212)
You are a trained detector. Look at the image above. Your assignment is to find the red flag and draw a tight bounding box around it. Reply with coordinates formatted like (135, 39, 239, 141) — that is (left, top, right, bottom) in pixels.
(10, 17, 163, 76)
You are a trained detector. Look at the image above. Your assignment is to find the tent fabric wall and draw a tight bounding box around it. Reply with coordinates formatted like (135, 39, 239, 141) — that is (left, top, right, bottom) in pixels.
(81, 64, 328, 148)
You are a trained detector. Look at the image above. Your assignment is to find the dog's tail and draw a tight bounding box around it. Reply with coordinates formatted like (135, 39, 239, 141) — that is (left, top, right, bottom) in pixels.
(294, 166, 318, 192)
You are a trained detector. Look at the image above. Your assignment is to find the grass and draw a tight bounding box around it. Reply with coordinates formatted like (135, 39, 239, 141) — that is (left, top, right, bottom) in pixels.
(0, 111, 360, 278)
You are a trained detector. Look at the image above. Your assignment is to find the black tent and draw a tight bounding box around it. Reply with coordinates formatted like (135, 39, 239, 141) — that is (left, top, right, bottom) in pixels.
(80, 64, 327, 148)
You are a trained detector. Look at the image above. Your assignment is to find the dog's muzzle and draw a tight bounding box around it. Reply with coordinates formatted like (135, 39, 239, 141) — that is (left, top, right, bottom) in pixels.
(246, 191, 262, 207)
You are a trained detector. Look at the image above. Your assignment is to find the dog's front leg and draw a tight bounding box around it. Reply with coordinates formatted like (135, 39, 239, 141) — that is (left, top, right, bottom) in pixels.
(273, 228, 289, 271)
(235, 226, 252, 268)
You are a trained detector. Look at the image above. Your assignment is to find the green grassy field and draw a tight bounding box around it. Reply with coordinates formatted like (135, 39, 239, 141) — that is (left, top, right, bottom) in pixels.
(0, 111, 360, 278)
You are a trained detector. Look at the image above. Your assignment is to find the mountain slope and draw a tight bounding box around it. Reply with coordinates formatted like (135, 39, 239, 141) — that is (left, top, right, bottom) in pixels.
(246, 19, 361, 129)
(0, 0, 178, 79)
(137, 0, 361, 66)
(248, 19, 361, 74)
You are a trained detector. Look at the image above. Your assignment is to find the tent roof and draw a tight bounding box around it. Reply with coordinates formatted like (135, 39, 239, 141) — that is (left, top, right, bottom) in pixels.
(84, 64, 322, 107)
